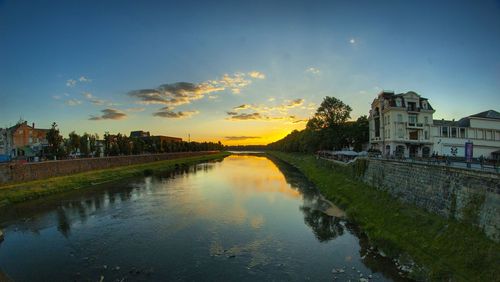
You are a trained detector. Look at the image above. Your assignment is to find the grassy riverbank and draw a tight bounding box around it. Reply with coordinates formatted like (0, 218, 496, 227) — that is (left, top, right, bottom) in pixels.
(0, 152, 230, 207)
(269, 151, 499, 281)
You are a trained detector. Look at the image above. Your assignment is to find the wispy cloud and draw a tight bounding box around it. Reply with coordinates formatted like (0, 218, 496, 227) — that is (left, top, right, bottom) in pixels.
(225, 136, 261, 141)
(125, 107, 145, 112)
(349, 38, 356, 44)
(128, 71, 266, 109)
(82, 92, 105, 105)
(129, 82, 223, 107)
(66, 79, 77, 87)
(305, 67, 321, 75)
(79, 76, 91, 82)
(52, 95, 61, 100)
(232, 98, 305, 114)
(89, 108, 127, 120)
(65, 98, 82, 106)
(248, 71, 266, 79)
(153, 107, 199, 118)
(227, 112, 263, 120)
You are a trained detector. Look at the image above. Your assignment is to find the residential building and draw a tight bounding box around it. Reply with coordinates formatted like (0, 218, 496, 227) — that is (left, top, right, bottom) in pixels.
(432, 110, 500, 159)
(369, 91, 435, 158)
(369, 91, 500, 159)
(8, 121, 49, 159)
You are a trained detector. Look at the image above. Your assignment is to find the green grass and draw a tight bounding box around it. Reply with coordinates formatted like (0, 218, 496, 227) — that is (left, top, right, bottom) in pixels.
(269, 151, 500, 282)
(0, 152, 230, 206)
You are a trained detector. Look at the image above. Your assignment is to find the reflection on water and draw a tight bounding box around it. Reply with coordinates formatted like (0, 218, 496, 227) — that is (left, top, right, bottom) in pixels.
(0, 155, 407, 281)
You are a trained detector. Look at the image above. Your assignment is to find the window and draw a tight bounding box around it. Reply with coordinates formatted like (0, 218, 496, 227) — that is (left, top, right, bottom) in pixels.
(451, 127, 457, 138)
(397, 114, 402, 122)
(477, 129, 483, 139)
(424, 131, 429, 139)
(460, 128, 466, 138)
(422, 101, 428, 109)
(398, 128, 404, 138)
(424, 116, 428, 125)
(442, 126, 448, 137)
(408, 115, 417, 124)
(396, 99, 401, 107)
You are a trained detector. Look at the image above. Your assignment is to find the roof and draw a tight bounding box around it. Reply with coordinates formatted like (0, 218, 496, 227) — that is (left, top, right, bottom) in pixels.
(433, 118, 470, 127)
(469, 110, 500, 120)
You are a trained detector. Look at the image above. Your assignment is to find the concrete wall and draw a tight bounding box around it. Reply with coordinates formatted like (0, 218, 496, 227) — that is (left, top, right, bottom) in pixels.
(0, 151, 219, 184)
(325, 158, 500, 242)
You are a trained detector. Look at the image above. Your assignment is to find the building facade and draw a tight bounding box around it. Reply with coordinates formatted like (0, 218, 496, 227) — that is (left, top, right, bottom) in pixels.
(432, 110, 500, 159)
(369, 91, 500, 159)
(6, 121, 49, 159)
(369, 91, 435, 158)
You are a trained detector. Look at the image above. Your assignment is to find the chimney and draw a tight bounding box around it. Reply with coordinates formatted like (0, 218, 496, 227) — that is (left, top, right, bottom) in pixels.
(32, 122, 35, 129)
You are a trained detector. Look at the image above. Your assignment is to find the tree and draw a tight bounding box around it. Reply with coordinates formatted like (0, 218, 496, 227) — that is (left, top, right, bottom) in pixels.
(46, 122, 64, 159)
(80, 133, 90, 157)
(306, 96, 352, 130)
(68, 131, 81, 156)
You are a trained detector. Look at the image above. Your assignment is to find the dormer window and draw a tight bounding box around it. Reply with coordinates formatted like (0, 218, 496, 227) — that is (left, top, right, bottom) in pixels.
(396, 98, 401, 107)
(422, 101, 428, 109)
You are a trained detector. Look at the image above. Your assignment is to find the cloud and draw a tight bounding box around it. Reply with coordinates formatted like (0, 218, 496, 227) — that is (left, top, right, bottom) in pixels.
(79, 76, 91, 82)
(233, 104, 252, 110)
(227, 112, 263, 120)
(128, 71, 265, 108)
(125, 107, 145, 112)
(225, 136, 261, 141)
(226, 111, 238, 116)
(129, 82, 223, 107)
(306, 67, 320, 75)
(66, 79, 77, 87)
(52, 95, 61, 100)
(248, 71, 265, 79)
(218, 72, 251, 94)
(65, 98, 82, 106)
(349, 38, 356, 44)
(82, 92, 105, 105)
(153, 107, 199, 118)
(268, 97, 275, 102)
(287, 98, 304, 108)
(89, 108, 127, 120)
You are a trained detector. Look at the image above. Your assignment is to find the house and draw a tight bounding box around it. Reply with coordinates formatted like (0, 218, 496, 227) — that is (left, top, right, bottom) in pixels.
(7, 120, 49, 160)
(368, 91, 435, 158)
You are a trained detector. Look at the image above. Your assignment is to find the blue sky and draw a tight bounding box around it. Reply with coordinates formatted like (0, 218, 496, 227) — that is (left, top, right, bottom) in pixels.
(1, 0, 499, 144)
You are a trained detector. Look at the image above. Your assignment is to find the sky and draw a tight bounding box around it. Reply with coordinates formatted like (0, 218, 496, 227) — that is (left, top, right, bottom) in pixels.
(1, 0, 499, 145)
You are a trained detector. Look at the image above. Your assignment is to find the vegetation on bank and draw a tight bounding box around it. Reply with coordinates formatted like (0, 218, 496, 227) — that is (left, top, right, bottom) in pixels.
(267, 96, 368, 153)
(269, 151, 500, 282)
(0, 152, 230, 206)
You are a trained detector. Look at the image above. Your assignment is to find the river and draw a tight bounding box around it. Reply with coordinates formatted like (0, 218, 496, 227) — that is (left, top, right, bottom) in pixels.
(0, 154, 408, 281)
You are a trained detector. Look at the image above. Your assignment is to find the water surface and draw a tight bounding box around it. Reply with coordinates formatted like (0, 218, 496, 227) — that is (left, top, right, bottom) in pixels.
(0, 155, 406, 281)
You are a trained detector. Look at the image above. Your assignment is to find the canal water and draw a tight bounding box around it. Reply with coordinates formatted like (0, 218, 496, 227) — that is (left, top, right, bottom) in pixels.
(0, 154, 406, 281)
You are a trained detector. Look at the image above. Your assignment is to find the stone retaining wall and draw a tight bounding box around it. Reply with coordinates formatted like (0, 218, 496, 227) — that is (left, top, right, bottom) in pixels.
(0, 151, 219, 184)
(324, 157, 500, 242)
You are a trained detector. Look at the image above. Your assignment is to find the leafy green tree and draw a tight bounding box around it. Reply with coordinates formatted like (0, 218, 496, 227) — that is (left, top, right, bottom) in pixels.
(80, 133, 90, 157)
(306, 96, 352, 130)
(46, 122, 64, 159)
(68, 131, 81, 156)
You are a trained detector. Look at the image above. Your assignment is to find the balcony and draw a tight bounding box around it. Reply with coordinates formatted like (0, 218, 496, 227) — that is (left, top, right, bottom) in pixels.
(407, 122, 424, 128)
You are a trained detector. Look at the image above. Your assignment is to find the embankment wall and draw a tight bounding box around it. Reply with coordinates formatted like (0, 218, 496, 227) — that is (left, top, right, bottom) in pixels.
(0, 151, 219, 184)
(322, 158, 500, 242)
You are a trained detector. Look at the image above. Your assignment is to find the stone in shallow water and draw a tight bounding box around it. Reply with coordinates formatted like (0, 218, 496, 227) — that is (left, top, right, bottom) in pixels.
(0, 229, 3, 241)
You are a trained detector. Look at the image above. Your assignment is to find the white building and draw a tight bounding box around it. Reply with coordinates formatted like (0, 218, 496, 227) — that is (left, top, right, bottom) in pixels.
(433, 110, 500, 159)
(368, 91, 435, 158)
(369, 90, 500, 160)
